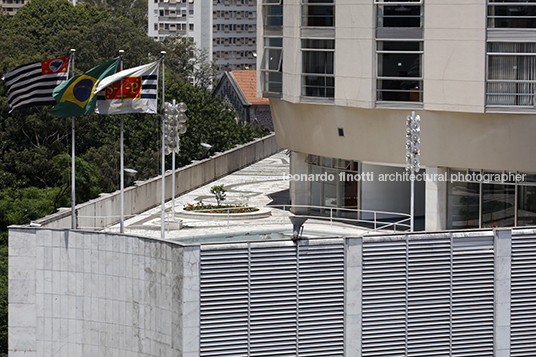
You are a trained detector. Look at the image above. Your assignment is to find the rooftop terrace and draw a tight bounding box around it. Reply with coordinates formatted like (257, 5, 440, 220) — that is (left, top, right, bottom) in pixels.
(103, 151, 375, 243)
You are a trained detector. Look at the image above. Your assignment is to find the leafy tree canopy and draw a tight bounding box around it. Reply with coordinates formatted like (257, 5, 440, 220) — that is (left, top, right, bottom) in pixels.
(0, 0, 265, 199)
(0, 1, 268, 354)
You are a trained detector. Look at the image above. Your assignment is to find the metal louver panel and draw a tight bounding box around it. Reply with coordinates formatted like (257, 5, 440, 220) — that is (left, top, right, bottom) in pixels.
(362, 240, 407, 357)
(407, 239, 451, 357)
(451, 236, 494, 357)
(298, 244, 345, 356)
(200, 240, 345, 357)
(362, 235, 495, 357)
(200, 248, 250, 357)
(250, 246, 297, 357)
(511, 235, 536, 357)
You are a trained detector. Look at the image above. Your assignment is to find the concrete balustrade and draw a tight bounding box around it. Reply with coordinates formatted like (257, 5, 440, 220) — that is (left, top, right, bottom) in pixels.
(32, 134, 279, 230)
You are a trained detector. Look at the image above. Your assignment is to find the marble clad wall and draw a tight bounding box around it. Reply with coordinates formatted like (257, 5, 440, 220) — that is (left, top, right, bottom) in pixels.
(8, 228, 200, 357)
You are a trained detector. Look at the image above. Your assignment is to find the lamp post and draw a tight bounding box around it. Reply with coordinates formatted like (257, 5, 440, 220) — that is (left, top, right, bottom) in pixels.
(201, 143, 212, 158)
(406, 111, 421, 232)
(163, 100, 187, 222)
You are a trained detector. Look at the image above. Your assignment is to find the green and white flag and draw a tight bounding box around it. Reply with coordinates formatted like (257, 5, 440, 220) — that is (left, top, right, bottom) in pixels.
(50, 57, 119, 117)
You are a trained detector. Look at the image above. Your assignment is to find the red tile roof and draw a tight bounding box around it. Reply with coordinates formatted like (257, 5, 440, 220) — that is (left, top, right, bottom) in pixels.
(231, 70, 270, 105)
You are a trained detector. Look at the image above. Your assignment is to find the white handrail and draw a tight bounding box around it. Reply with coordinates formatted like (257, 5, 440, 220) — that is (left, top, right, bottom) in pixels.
(181, 204, 412, 232)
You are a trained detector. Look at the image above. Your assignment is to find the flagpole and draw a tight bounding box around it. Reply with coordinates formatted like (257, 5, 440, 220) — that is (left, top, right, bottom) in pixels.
(119, 50, 125, 233)
(161, 51, 166, 240)
(70, 48, 76, 230)
(172, 99, 176, 221)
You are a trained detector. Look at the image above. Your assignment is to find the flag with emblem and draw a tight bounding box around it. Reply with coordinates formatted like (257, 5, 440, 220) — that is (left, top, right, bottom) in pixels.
(94, 60, 160, 114)
(49, 57, 119, 117)
(2, 55, 71, 112)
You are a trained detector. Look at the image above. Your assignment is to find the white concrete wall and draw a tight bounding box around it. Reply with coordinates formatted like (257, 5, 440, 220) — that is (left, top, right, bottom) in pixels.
(8, 228, 200, 357)
(425, 166, 447, 231)
(11, 226, 535, 356)
(33, 134, 280, 230)
(335, 0, 375, 108)
(289, 151, 309, 214)
(424, 0, 487, 113)
(346, 237, 362, 356)
(360, 163, 425, 219)
(270, 101, 536, 173)
(494, 228, 511, 357)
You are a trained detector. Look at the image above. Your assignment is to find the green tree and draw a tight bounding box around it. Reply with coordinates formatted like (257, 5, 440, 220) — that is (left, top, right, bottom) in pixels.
(79, 0, 148, 32)
(163, 35, 218, 88)
(210, 184, 227, 206)
(0, 187, 69, 231)
(0, 1, 269, 352)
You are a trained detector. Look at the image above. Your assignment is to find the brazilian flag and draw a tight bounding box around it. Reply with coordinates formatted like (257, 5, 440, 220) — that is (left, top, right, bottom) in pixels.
(50, 57, 119, 117)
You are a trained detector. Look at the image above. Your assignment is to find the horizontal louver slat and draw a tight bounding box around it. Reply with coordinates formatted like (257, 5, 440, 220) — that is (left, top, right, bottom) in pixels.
(200, 249, 249, 356)
(363, 236, 494, 357)
(200, 242, 345, 356)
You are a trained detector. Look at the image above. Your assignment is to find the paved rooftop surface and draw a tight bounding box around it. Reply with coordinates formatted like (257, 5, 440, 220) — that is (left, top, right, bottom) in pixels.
(104, 151, 373, 243)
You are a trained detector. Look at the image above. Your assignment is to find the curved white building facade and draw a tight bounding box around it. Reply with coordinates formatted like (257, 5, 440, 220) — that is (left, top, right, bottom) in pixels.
(258, 0, 536, 231)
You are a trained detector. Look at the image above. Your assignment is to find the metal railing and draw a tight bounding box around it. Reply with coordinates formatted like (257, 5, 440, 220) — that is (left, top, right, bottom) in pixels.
(75, 204, 411, 235)
(185, 204, 412, 233)
(272, 204, 411, 233)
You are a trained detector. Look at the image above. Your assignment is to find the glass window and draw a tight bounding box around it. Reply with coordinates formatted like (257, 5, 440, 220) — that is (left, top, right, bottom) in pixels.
(482, 184, 516, 227)
(308, 157, 361, 217)
(518, 186, 536, 226)
(447, 168, 536, 229)
(447, 181, 480, 230)
(310, 165, 322, 211)
(487, 42, 536, 107)
(340, 164, 359, 220)
(261, 37, 283, 93)
(376, 0, 423, 28)
(324, 169, 338, 207)
(264, 2, 283, 27)
(302, 39, 335, 98)
(302, 0, 334, 27)
(377, 41, 423, 102)
(488, 1, 536, 28)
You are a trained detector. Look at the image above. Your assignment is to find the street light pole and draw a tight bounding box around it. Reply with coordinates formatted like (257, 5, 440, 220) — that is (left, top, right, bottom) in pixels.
(160, 51, 166, 240)
(406, 111, 421, 232)
(163, 101, 187, 223)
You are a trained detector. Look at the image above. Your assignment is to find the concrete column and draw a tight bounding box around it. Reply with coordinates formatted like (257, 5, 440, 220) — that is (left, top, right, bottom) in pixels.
(345, 237, 362, 356)
(425, 166, 447, 231)
(8, 228, 37, 356)
(182, 245, 200, 357)
(494, 228, 511, 357)
(290, 151, 309, 214)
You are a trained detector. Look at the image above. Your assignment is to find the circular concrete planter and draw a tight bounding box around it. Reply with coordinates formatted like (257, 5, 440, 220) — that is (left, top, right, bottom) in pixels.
(176, 206, 272, 220)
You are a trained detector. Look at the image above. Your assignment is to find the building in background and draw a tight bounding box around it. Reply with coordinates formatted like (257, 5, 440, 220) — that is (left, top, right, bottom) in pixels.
(148, 0, 258, 72)
(1, 0, 27, 15)
(213, 70, 273, 130)
(258, 0, 536, 231)
(212, 0, 258, 71)
(148, 0, 212, 55)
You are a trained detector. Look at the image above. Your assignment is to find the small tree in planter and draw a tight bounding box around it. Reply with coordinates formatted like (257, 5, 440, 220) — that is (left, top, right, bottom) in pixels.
(210, 184, 227, 206)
